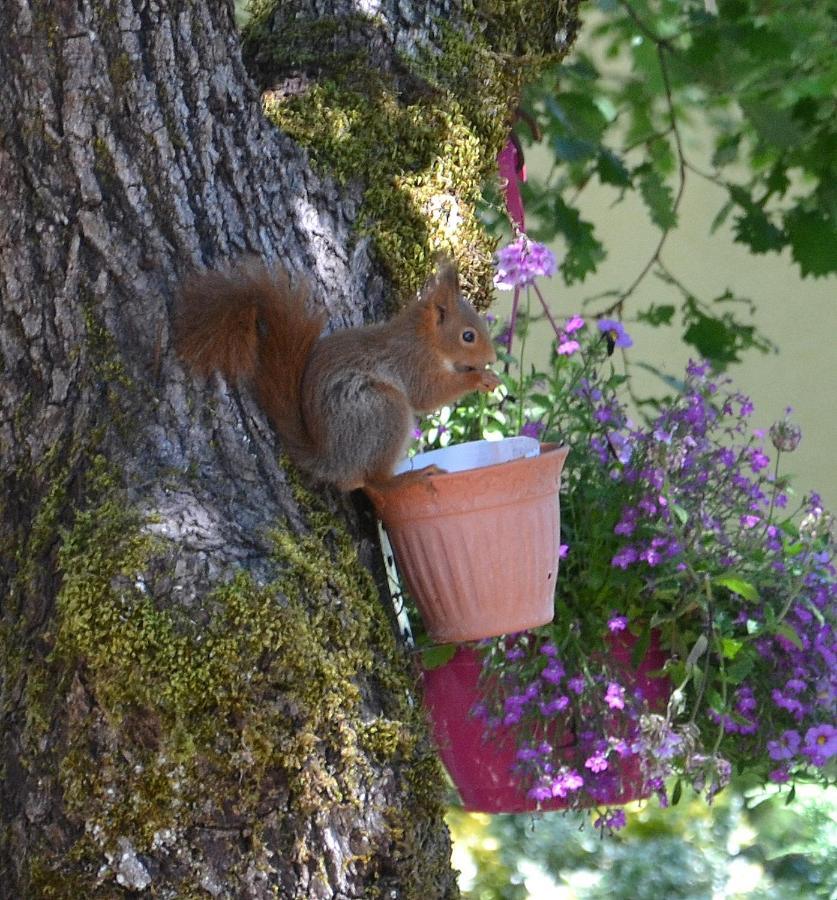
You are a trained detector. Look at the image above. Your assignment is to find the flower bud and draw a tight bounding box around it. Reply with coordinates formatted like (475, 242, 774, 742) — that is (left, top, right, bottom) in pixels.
(769, 417, 802, 452)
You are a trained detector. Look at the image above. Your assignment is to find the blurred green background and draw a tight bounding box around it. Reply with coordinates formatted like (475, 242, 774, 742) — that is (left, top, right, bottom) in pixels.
(446, 783, 836, 899)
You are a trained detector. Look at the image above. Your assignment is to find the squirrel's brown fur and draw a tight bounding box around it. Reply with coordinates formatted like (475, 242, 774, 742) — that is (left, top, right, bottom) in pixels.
(175, 258, 499, 491)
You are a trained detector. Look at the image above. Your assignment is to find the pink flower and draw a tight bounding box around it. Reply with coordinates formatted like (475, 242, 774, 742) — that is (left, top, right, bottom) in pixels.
(565, 314, 585, 333)
(585, 752, 609, 773)
(551, 769, 584, 797)
(607, 615, 628, 633)
(557, 337, 580, 355)
(605, 682, 625, 710)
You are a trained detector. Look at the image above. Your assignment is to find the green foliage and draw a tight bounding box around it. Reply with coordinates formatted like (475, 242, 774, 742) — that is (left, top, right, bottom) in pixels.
(503, 0, 836, 367)
(449, 782, 837, 898)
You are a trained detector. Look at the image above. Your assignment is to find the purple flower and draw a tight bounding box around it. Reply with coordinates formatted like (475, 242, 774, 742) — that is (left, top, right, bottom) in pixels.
(520, 419, 545, 439)
(541, 662, 566, 685)
(648, 776, 669, 808)
(608, 432, 633, 464)
(559, 544, 569, 559)
(604, 682, 626, 710)
(767, 729, 801, 761)
(611, 546, 638, 569)
(640, 546, 664, 566)
(597, 318, 633, 348)
(740, 514, 760, 529)
(749, 448, 771, 473)
(516, 746, 540, 762)
(607, 615, 629, 633)
(539, 642, 558, 657)
(539, 696, 570, 716)
(772, 689, 805, 720)
(594, 809, 627, 831)
(565, 315, 585, 334)
(802, 724, 837, 765)
(527, 782, 553, 802)
(568, 675, 586, 695)
(494, 236, 557, 289)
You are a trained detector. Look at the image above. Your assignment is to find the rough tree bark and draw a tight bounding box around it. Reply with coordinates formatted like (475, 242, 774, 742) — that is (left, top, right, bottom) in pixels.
(0, 1, 579, 896)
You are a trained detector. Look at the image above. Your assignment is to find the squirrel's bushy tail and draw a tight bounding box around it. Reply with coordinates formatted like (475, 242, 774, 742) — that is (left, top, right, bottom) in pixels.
(176, 262, 325, 463)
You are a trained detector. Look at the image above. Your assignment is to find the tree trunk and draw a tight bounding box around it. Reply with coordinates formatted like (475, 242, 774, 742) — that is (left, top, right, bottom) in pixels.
(0, 0, 579, 896)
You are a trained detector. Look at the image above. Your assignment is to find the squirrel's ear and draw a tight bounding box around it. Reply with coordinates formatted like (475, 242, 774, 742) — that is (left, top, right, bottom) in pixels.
(419, 255, 460, 324)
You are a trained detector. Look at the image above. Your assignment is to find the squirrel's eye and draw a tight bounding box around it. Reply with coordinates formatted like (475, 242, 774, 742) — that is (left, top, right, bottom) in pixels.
(462, 330, 476, 343)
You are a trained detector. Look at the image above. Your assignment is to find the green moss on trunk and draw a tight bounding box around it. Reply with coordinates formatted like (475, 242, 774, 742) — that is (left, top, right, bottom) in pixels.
(247, 3, 578, 308)
(16, 462, 448, 894)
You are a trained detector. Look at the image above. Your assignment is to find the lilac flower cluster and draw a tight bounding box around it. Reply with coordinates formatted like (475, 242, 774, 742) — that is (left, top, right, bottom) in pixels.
(421, 261, 835, 827)
(493, 235, 557, 289)
(596, 362, 837, 787)
(474, 627, 670, 830)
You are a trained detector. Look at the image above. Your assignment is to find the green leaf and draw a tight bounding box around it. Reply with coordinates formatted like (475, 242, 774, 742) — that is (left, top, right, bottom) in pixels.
(741, 100, 805, 150)
(732, 204, 786, 254)
(775, 622, 804, 651)
(714, 576, 759, 602)
(546, 92, 609, 163)
(637, 304, 676, 327)
(785, 207, 837, 277)
(682, 313, 738, 365)
(725, 651, 755, 685)
(596, 148, 632, 187)
(671, 779, 682, 806)
(712, 133, 741, 168)
(548, 92, 609, 143)
(637, 165, 677, 230)
(720, 637, 743, 659)
(706, 690, 724, 713)
(686, 634, 709, 672)
(710, 199, 734, 234)
(631, 626, 652, 669)
(553, 196, 606, 284)
(420, 644, 456, 670)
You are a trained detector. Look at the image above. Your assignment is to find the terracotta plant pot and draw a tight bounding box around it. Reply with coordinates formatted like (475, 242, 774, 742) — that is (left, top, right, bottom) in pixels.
(367, 439, 569, 644)
(421, 633, 670, 814)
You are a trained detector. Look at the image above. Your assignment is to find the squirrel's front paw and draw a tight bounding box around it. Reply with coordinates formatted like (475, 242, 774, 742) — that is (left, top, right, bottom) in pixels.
(476, 369, 502, 392)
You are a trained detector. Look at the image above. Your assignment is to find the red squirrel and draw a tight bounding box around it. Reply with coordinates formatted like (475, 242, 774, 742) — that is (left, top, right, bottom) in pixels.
(175, 258, 500, 491)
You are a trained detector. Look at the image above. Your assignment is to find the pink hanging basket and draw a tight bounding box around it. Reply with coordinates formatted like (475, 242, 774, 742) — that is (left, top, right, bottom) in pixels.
(421, 632, 670, 813)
